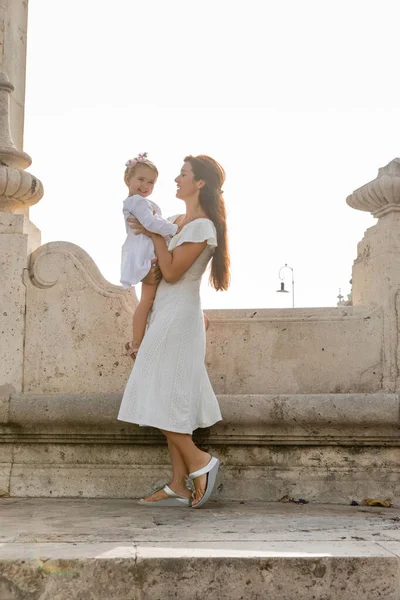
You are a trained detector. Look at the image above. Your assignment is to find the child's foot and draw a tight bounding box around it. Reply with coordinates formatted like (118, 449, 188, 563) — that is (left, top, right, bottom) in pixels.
(125, 341, 139, 361)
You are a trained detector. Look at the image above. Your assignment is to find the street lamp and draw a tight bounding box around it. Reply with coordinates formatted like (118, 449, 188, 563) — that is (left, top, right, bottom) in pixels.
(276, 264, 295, 308)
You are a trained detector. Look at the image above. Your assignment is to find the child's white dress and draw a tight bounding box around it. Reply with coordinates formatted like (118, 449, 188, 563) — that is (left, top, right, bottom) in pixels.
(120, 195, 178, 287)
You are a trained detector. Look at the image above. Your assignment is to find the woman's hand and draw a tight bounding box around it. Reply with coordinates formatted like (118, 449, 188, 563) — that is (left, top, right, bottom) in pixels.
(127, 217, 152, 237)
(142, 261, 162, 285)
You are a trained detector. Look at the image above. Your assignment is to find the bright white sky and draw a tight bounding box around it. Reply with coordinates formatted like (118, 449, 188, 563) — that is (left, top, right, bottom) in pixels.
(25, 0, 400, 309)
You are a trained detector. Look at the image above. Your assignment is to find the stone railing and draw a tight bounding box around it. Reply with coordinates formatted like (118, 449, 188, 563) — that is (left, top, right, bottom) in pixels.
(2, 69, 400, 502)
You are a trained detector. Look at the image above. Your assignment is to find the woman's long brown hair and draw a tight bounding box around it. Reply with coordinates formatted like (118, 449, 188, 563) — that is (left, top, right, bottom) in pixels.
(184, 155, 230, 291)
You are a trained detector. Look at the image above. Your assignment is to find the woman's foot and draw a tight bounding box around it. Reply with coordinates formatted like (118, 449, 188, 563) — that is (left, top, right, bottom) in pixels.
(139, 483, 192, 503)
(190, 454, 212, 507)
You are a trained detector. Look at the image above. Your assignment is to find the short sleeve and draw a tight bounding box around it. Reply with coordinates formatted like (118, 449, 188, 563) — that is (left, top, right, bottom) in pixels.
(168, 218, 217, 252)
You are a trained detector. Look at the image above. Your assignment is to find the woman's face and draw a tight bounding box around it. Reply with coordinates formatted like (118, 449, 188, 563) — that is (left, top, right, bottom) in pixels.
(175, 162, 199, 200)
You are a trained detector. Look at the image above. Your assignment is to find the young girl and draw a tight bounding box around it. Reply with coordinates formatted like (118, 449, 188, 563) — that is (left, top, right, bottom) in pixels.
(121, 153, 178, 359)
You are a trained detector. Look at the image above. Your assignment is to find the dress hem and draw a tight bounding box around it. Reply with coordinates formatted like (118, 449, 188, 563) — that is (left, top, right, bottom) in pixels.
(116, 415, 222, 435)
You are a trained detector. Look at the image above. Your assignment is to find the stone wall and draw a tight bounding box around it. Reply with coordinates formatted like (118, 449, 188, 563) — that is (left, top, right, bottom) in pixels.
(22, 243, 384, 396)
(206, 306, 383, 394)
(24, 241, 137, 395)
(1, 390, 400, 502)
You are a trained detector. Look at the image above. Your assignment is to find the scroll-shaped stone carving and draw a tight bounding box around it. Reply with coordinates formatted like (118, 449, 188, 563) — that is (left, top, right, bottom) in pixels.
(30, 241, 129, 299)
(24, 242, 138, 394)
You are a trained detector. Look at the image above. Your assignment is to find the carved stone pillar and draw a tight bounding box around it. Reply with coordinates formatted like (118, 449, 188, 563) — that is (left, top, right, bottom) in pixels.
(0, 72, 43, 392)
(0, 0, 29, 152)
(347, 159, 400, 390)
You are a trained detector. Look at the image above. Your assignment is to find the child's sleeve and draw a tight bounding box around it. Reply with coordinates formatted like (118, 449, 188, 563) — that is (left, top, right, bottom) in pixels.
(128, 195, 178, 236)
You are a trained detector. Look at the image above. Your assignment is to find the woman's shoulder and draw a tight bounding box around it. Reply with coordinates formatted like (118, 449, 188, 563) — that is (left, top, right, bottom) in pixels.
(168, 214, 183, 224)
(168, 218, 217, 251)
(184, 217, 214, 229)
(180, 218, 216, 237)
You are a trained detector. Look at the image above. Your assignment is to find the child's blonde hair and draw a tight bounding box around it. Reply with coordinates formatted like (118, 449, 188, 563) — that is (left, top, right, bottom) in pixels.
(124, 152, 159, 187)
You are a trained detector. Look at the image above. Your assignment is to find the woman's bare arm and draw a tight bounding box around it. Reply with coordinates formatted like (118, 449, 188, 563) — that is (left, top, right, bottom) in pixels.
(152, 234, 206, 283)
(128, 218, 206, 283)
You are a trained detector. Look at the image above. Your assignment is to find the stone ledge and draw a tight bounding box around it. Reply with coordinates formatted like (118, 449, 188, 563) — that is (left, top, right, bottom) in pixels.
(2, 432, 400, 446)
(1, 393, 399, 447)
(5, 392, 400, 426)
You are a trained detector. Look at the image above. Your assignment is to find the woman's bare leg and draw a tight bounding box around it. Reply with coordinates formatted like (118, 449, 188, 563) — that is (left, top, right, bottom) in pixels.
(127, 282, 157, 358)
(161, 430, 212, 507)
(139, 438, 192, 502)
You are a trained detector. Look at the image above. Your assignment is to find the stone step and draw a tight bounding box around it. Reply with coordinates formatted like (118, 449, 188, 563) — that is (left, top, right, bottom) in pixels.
(2, 392, 400, 502)
(1, 498, 400, 599)
(1, 542, 399, 600)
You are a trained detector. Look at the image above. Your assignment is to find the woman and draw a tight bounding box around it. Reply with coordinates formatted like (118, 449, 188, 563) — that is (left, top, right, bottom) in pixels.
(118, 155, 230, 508)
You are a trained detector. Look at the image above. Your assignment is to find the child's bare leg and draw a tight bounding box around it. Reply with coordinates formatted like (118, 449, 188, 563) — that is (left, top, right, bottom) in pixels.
(126, 282, 157, 358)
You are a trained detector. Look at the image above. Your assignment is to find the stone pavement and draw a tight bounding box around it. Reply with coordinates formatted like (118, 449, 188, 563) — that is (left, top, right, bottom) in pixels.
(1, 498, 400, 599)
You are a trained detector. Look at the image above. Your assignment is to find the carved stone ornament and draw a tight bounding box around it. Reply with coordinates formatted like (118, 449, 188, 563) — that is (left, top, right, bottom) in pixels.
(346, 158, 400, 219)
(0, 72, 43, 212)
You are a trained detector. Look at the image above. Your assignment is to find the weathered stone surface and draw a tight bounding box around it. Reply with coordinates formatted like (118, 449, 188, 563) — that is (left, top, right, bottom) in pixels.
(206, 306, 384, 394)
(0, 499, 400, 599)
(0, 214, 40, 392)
(1, 555, 395, 600)
(24, 242, 137, 395)
(1, 392, 399, 501)
(4, 498, 400, 545)
(346, 159, 400, 392)
(0, 383, 12, 422)
(5, 391, 400, 434)
(23, 267, 384, 394)
(0, 465, 10, 496)
(4, 438, 400, 502)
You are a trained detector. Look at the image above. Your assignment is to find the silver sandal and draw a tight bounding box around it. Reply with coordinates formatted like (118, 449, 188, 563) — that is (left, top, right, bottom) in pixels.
(189, 456, 220, 509)
(138, 485, 191, 507)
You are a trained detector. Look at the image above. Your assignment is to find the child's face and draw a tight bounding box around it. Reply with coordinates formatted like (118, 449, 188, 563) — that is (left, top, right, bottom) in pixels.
(128, 165, 157, 197)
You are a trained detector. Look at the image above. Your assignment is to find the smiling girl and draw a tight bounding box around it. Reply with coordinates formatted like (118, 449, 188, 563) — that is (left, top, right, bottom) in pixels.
(120, 153, 178, 359)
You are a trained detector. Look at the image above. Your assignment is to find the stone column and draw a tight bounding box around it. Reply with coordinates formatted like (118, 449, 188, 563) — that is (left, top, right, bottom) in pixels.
(0, 0, 28, 152)
(0, 72, 43, 393)
(347, 158, 400, 390)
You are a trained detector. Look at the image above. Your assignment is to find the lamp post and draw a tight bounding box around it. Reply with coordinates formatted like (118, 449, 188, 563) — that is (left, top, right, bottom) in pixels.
(276, 264, 295, 308)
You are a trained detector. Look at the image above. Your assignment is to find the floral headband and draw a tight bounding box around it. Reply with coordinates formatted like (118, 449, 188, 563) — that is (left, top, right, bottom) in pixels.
(125, 152, 149, 169)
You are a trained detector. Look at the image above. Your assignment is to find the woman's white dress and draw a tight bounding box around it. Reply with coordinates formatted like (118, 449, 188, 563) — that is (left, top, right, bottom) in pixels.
(117, 217, 222, 434)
